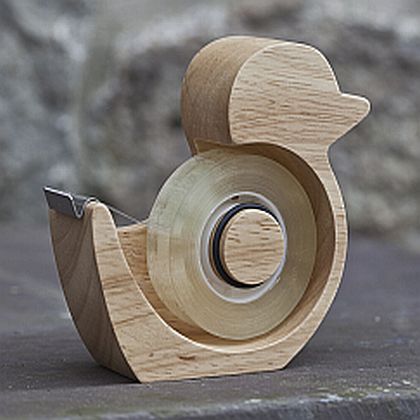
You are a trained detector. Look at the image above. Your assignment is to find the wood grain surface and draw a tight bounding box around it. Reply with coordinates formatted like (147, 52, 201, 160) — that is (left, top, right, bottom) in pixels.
(48, 36, 370, 382)
(218, 208, 285, 286)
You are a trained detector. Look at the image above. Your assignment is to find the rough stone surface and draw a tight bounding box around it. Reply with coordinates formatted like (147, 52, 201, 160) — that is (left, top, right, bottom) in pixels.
(1, 0, 420, 251)
(0, 225, 419, 418)
(0, 0, 97, 222)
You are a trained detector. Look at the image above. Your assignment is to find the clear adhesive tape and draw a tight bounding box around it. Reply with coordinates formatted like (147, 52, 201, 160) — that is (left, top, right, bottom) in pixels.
(147, 149, 317, 340)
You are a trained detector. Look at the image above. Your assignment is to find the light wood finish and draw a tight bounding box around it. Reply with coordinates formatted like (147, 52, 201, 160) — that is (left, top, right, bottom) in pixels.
(49, 208, 134, 379)
(48, 36, 370, 382)
(182, 36, 370, 160)
(48, 197, 329, 382)
(181, 37, 280, 154)
(219, 208, 285, 286)
(117, 222, 200, 336)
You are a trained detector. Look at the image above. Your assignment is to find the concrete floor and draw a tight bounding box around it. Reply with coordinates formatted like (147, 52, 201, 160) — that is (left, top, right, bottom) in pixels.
(0, 225, 419, 419)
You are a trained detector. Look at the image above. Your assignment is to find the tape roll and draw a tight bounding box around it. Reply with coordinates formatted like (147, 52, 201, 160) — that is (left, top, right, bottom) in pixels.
(147, 148, 317, 340)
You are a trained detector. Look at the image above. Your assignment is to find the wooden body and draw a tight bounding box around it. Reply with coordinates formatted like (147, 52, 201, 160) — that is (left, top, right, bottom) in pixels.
(48, 36, 370, 382)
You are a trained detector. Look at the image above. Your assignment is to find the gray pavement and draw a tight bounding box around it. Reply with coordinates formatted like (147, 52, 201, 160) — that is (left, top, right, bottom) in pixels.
(0, 225, 419, 419)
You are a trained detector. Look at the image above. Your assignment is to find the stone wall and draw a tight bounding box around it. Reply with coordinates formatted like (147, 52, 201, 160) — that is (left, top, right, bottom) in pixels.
(0, 0, 96, 221)
(1, 0, 419, 250)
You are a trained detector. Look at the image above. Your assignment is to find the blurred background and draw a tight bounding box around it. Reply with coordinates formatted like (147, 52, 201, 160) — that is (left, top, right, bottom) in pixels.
(1, 0, 419, 252)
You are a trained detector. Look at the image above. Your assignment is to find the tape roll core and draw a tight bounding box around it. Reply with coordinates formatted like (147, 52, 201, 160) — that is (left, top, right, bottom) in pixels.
(211, 203, 280, 289)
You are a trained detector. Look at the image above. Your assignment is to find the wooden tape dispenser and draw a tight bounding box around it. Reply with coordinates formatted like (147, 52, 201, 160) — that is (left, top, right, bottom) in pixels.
(45, 36, 370, 382)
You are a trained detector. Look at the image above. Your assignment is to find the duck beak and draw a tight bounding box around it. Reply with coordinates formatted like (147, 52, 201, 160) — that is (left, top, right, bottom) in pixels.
(336, 93, 371, 139)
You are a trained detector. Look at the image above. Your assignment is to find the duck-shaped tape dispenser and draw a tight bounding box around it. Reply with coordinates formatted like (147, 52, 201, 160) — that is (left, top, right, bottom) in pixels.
(45, 36, 370, 382)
